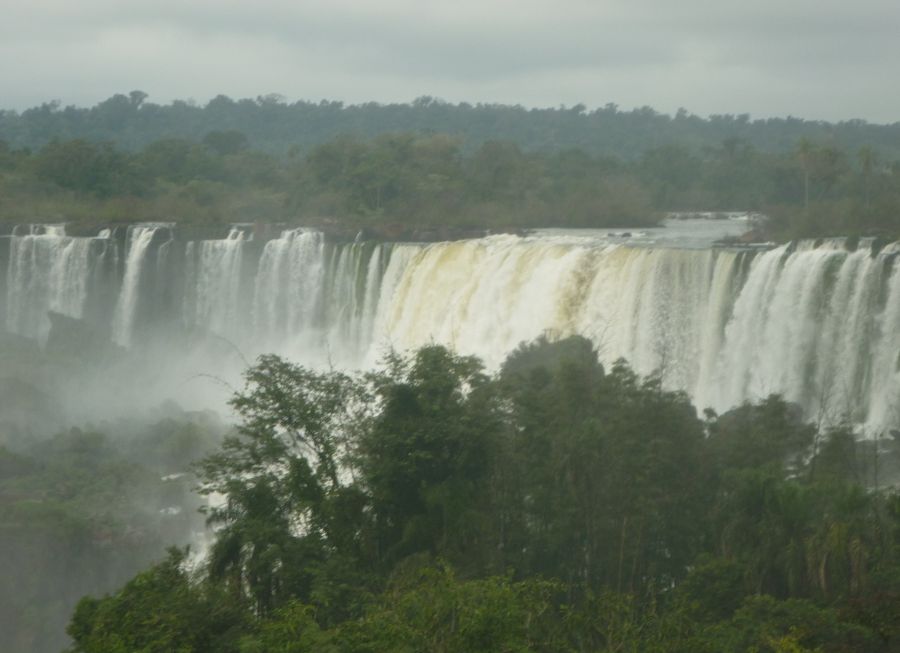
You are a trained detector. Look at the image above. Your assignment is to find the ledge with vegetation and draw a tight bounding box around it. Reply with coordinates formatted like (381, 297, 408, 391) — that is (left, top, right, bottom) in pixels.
(2, 124, 899, 243)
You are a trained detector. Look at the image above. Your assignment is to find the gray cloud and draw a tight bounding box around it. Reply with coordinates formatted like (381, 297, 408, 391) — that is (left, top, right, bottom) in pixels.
(2, 0, 899, 122)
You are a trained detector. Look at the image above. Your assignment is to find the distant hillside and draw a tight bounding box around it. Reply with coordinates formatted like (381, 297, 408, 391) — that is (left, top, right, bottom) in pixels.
(2, 92, 900, 160)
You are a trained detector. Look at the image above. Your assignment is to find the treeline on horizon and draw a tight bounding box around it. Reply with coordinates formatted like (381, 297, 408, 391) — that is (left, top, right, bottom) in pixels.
(66, 337, 900, 652)
(3, 122, 900, 240)
(4, 91, 900, 160)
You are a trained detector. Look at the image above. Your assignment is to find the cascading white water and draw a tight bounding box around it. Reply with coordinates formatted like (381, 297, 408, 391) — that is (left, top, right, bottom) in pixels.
(865, 247, 900, 434)
(184, 228, 246, 339)
(376, 237, 745, 390)
(365, 243, 424, 364)
(370, 235, 899, 433)
(5, 226, 98, 340)
(707, 242, 896, 428)
(321, 242, 394, 367)
(3, 220, 898, 433)
(111, 225, 165, 346)
(247, 230, 400, 366)
(252, 228, 327, 356)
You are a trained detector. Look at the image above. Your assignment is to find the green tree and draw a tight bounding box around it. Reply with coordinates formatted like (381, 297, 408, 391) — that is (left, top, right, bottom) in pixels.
(358, 346, 500, 570)
(496, 337, 710, 596)
(137, 138, 222, 183)
(858, 145, 878, 208)
(67, 548, 246, 653)
(197, 355, 370, 617)
(203, 130, 249, 156)
(32, 139, 137, 196)
(796, 138, 815, 213)
(706, 396, 815, 474)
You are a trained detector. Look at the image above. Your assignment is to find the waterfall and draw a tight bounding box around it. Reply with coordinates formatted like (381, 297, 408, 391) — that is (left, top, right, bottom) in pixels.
(378, 237, 743, 389)
(5, 226, 98, 340)
(366, 243, 424, 364)
(708, 243, 892, 424)
(322, 241, 392, 366)
(252, 228, 327, 355)
(2, 222, 899, 433)
(372, 235, 900, 432)
(184, 228, 246, 339)
(111, 224, 166, 346)
(248, 230, 397, 366)
(865, 252, 900, 433)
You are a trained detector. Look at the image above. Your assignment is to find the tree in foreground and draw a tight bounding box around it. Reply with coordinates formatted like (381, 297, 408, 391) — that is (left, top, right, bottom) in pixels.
(66, 339, 900, 652)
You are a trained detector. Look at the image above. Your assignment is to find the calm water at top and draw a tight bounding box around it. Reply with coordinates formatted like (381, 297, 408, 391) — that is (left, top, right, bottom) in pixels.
(533, 213, 759, 249)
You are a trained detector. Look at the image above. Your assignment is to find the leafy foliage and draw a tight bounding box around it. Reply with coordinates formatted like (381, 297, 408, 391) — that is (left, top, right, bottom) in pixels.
(66, 338, 900, 651)
(5, 125, 900, 237)
(4, 94, 900, 163)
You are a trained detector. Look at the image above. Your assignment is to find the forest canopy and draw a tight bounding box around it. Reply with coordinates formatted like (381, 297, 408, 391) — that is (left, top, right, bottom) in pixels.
(3, 92, 900, 161)
(2, 126, 900, 239)
(66, 338, 900, 653)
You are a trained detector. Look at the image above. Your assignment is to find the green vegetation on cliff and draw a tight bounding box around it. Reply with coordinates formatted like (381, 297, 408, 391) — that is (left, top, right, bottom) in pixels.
(4, 117, 900, 238)
(0, 132, 660, 231)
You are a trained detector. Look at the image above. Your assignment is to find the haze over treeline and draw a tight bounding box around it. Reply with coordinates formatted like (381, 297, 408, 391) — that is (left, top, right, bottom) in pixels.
(3, 92, 900, 160)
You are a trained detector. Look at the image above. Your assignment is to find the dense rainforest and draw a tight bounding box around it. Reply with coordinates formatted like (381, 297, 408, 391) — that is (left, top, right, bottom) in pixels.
(2, 93, 900, 238)
(64, 338, 900, 653)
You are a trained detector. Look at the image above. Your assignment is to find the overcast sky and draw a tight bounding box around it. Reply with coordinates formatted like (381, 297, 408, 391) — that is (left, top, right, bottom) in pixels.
(2, 0, 898, 123)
